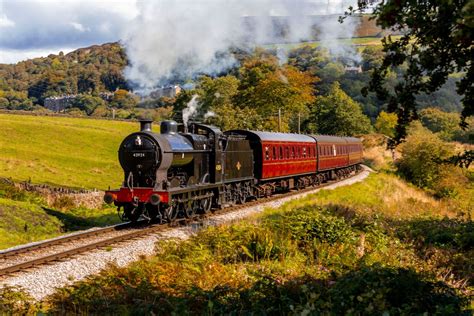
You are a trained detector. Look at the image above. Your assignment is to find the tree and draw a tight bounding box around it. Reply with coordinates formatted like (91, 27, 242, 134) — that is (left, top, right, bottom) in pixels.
(235, 54, 317, 131)
(72, 95, 105, 115)
(375, 111, 397, 138)
(346, 0, 473, 143)
(111, 89, 139, 109)
(419, 108, 461, 141)
(307, 82, 372, 136)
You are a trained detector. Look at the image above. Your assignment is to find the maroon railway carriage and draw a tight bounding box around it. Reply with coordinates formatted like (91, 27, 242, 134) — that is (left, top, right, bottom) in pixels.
(346, 137, 364, 166)
(312, 135, 349, 171)
(226, 130, 317, 181)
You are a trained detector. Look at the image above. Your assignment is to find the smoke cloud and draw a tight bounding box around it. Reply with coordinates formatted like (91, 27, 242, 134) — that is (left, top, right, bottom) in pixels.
(182, 95, 200, 126)
(123, 0, 360, 90)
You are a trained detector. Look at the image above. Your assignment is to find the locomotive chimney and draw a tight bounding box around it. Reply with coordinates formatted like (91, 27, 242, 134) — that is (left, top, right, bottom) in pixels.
(139, 119, 153, 132)
(160, 120, 178, 134)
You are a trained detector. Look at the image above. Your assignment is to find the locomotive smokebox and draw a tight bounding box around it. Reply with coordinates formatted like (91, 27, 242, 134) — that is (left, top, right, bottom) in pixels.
(140, 119, 153, 132)
(160, 120, 178, 134)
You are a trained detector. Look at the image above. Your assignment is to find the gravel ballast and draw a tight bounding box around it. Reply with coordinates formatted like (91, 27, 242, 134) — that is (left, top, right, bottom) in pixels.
(0, 167, 371, 301)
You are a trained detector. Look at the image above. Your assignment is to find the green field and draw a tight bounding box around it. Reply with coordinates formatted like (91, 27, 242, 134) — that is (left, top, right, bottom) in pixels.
(0, 113, 138, 189)
(265, 36, 403, 51)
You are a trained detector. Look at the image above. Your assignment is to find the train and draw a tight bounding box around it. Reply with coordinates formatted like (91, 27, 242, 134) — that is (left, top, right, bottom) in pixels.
(104, 120, 363, 222)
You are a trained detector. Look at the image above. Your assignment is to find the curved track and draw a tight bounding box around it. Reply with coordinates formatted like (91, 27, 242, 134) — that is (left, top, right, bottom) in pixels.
(0, 169, 362, 277)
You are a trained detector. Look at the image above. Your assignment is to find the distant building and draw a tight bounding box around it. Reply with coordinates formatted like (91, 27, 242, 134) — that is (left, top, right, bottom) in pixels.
(99, 92, 114, 102)
(344, 66, 363, 74)
(150, 85, 182, 99)
(44, 95, 78, 112)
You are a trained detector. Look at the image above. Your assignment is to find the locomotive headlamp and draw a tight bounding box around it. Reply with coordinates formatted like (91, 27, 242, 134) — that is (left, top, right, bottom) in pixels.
(149, 194, 161, 205)
(104, 193, 115, 204)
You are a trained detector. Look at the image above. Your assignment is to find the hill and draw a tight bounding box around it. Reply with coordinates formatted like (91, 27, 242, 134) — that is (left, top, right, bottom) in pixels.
(0, 113, 137, 189)
(0, 42, 127, 109)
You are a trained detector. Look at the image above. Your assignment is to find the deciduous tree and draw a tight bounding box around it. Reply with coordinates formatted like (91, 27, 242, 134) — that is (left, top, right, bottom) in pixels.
(345, 0, 473, 143)
(307, 82, 372, 136)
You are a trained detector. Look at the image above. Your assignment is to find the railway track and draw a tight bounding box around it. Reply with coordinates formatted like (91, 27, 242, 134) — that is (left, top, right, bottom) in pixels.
(0, 169, 363, 278)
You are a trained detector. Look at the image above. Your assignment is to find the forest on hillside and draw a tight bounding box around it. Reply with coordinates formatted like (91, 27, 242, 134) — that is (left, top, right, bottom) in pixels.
(0, 41, 471, 143)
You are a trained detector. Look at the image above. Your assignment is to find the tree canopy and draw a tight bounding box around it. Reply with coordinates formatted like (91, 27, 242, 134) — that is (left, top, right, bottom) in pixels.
(346, 0, 473, 143)
(306, 82, 372, 136)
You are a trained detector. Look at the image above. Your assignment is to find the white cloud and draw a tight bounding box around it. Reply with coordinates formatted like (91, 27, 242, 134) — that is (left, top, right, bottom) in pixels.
(70, 22, 89, 32)
(0, 47, 75, 64)
(0, 14, 14, 27)
(0, 0, 139, 63)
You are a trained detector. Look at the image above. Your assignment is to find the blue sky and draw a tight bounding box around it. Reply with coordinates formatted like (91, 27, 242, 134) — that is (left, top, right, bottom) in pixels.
(0, 0, 139, 63)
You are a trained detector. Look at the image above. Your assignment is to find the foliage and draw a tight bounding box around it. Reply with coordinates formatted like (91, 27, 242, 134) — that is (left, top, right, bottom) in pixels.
(396, 123, 472, 197)
(71, 94, 106, 115)
(307, 82, 372, 136)
(346, 0, 473, 142)
(374, 111, 397, 138)
(234, 54, 317, 131)
(0, 286, 39, 314)
(0, 43, 127, 109)
(419, 107, 474, 143)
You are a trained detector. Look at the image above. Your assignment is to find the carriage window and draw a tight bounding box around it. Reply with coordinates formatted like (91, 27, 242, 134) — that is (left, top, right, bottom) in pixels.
(291, 146, 295, 158)
(279, 147, 283, 159)
(265, 146, 269, 160)
(303, 147, 307, 158)
(273, 147, 277, 159)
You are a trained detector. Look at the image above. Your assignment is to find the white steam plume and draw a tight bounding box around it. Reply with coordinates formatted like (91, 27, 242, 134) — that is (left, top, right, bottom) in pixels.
(204, 111, 216, 119)
(123, 0, 360, 90)
(182, 95, 200, 126)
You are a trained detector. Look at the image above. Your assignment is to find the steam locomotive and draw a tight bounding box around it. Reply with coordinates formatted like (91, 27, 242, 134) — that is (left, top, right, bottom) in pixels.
(104, 120, 363, 222)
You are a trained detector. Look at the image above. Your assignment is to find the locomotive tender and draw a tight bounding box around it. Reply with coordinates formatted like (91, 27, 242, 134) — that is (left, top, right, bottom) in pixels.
(104, 120, 363, 222)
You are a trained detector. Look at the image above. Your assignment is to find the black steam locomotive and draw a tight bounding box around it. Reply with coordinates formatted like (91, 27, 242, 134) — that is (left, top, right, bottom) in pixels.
(104, 120, 363, 222)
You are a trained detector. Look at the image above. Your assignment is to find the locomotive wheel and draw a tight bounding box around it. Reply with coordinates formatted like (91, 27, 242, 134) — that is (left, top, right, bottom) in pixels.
(184, 200, 195, 218)
(145, 204, 160, 222)
(164, 202, 178, 222)
(124, 204, 141, 222)
(200, 197, 212, 214)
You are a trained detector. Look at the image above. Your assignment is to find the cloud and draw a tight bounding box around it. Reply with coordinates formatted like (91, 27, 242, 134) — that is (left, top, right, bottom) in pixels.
(0, 0, 138, 61)
(0, 47, 76, 64)
(70, 22, 89, 33)
(0, 14, 14, 27)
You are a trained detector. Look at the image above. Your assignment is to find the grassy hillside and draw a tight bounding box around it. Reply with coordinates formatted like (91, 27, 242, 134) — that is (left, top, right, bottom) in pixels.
(0, 113, 138, 189)
(6, 172, 470, 314)
(0, 180, 119, 249)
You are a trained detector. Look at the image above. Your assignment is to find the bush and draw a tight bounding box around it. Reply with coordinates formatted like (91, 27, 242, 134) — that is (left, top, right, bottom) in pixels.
(271, 206, 354, 246)
(434, 165, 469, 198)
(0, 286, 39, 314)
(397, 123, 455, 189)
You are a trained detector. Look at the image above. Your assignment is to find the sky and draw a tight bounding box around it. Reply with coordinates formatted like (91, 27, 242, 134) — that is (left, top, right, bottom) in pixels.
(0, 0, 361, 65)
(0, 0, 139, 63)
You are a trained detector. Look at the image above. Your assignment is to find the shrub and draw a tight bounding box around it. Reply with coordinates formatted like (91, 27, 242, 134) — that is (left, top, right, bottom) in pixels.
(273, 206, 354, 246)
(0, 286, 39, 314)
(434, 165, 469, 198)
(397, 123, 454, 189)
